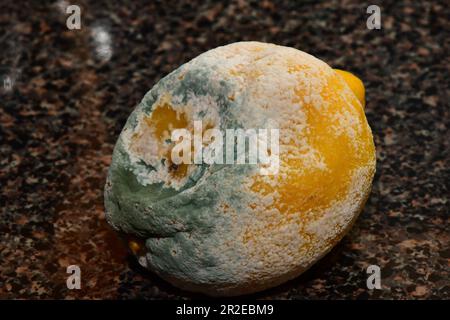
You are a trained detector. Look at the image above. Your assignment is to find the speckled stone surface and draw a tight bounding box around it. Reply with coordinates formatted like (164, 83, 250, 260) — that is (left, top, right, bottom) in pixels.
(0, 0, 448, 299)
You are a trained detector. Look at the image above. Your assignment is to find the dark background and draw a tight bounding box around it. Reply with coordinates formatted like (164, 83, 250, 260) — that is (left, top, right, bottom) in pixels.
(0, 0, 448, 299)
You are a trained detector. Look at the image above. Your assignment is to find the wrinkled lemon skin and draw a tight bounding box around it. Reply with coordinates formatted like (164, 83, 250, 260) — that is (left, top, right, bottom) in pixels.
(104, 42, 376, 296)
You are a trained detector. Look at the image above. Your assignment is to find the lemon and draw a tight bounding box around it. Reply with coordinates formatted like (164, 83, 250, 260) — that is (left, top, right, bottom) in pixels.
(105, 42, 376, 296)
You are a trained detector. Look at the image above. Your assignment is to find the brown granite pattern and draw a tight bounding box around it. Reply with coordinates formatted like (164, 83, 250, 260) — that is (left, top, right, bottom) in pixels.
(0, 0, 448, 299)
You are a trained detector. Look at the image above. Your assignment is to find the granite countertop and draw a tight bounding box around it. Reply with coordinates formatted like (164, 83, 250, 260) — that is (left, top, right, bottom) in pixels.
(0, 0, 448, 299)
